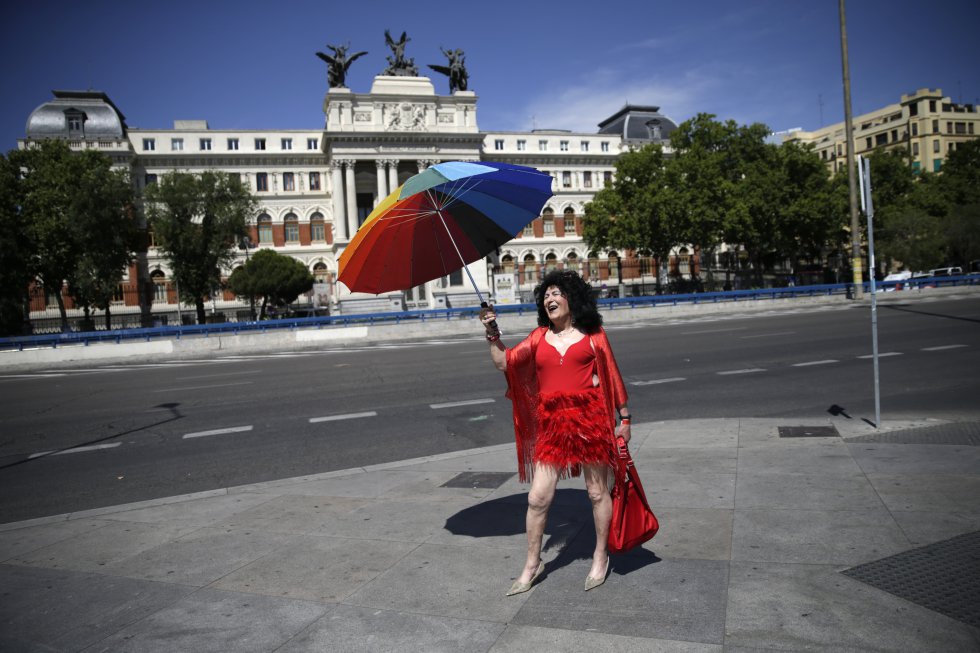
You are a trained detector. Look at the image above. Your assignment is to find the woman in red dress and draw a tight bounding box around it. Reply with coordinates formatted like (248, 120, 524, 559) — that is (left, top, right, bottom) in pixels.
(480, 270, 631, 594)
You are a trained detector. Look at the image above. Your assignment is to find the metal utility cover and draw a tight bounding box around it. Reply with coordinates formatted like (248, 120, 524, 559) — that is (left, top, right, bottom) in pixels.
(847, 421, 980, 446)
(842, 530, 980, 628)
(441, 471, 514, 489)
(778, 425, 840, 438)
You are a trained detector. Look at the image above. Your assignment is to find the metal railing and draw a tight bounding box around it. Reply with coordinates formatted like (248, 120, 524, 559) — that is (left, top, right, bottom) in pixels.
(2, 274, 977, 352)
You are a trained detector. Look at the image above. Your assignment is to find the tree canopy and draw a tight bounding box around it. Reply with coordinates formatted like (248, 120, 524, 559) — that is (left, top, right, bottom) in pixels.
(144, 171, 256, 324)
(227, 249, 314, 319)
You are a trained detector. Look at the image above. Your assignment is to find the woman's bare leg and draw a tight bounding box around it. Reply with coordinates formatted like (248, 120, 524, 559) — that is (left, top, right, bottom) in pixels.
(517, 463, 559, 583)
(583, 464, 612, 578)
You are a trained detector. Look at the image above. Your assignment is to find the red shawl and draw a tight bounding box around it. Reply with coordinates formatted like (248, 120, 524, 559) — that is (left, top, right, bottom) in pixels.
(504, 326, 629, 482)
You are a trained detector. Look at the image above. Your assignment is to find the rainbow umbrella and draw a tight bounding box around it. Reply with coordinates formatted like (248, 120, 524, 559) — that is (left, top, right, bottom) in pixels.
(338, 161, 552, 303)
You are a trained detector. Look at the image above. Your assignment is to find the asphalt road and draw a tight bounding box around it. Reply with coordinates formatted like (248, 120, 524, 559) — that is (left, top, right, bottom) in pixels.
(1, 294, 978, 524)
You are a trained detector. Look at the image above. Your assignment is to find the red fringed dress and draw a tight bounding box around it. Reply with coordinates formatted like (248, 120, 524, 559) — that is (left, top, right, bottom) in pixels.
(504, 327, 628, 482)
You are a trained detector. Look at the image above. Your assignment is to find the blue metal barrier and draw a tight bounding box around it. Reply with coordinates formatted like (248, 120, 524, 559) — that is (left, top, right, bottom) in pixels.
(2, 274, 977, 352)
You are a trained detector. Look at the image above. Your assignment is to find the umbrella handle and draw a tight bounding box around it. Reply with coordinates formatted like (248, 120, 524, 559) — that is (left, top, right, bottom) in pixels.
(480, 302, 499, 334)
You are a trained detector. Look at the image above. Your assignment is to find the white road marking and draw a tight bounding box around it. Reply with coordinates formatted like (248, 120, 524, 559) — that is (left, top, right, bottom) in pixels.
(631, 377, 686, 386)
(921, 344, 968, 351)
(857, 352, 903, 359)
(309, 411, 378, 423)
(717, 368, 766, 375)
(29, 443, 121, 459)
(153, 381, 254, 393)
(0, 373, 67, 379)
(739, 331, 796, 339)
(175, 370, 264, 381)
(792, 359, 839, 367)
(687, 327, 749, 335)
(182, 425, 254, 439)
(430, 398, 496, 409)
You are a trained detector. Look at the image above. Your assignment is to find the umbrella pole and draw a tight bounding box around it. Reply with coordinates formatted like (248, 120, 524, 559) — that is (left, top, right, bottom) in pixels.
(436, 211, 486, 305)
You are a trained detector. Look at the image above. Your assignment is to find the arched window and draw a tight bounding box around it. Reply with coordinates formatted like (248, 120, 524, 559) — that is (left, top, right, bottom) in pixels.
(312, 262, 329, 282)
(257, 214, 273, 244)
(150, 270, 167, 302)
(501, 254, 514, 274)
(545, 252, 558, 273)
(588, 250, 600, 280)
(542, 207, 555, 235)
(608, 251, 620, 280)
(523, 254, 537, 284)
(284, 213, 299, 243)
(565, 251, 579, 273)
(310, 212, 325, 242)
(563, 207, 576, 234)
(678, 247, 691, 275)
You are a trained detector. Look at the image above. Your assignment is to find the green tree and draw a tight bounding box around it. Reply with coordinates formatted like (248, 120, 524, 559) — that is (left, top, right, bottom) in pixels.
(0, 153, 32, 335)
(582, 144, 678, 290)
(227, 249, 314, 319)
(144, 171, 256, 324)
(936, 139, 980, 267)
(9, 140, 137, 332)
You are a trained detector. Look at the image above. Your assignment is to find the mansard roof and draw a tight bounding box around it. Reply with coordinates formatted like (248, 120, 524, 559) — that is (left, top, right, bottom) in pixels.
(597, 104, 677, 144)
(26, 90, 127, 139)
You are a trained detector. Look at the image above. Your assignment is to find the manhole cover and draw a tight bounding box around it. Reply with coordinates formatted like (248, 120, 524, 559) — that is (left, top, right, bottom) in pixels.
(842, 530, 980, 628)
(441, 471, 514, 489)
(778, 425, 839, 438)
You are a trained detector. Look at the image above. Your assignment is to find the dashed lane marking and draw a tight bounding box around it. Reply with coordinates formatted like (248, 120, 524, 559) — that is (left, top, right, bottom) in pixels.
(153, 381, 254, 393)
(921, 344, 968, 351)
(430, 398, 496, 409)
(182, 425, 254, 439)
(739, 331, 796, 339)
(717, 368, 766, 375)
(29, 442, 121, 459)
(857, 352, 903, 359)
(792, 359, 839, 367)
(631, 377, 686, 386)
(309, 411, 378, 423)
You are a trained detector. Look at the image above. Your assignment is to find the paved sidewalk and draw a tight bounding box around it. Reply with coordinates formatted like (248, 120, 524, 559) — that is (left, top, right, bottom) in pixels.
(2, 417, 979, 652)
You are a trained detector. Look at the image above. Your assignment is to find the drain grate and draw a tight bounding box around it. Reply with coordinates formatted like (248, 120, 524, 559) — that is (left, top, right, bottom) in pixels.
(842, 530, 980, 628)
(778, 425, 840, 438)
(441, 471, 514, 489)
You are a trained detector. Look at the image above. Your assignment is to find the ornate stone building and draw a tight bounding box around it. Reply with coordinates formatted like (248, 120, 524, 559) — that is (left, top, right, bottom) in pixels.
(21, 76, 677, 324)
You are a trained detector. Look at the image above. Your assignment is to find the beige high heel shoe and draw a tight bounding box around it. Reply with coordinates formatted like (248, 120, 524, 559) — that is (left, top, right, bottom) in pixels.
(506, 561, 544, 596)
(584, 557, 610, 591)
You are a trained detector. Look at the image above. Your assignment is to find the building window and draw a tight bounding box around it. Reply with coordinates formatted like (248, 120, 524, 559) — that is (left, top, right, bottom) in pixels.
(912, 161, 921, 173)
(955, 122, 966, 135)
(912, 142, 919, 156)
(565, 251, 579, 273)
(257, 214, 273, 244)
(545, 252, 558, 272)
(311, 212, 325, 241)
(284, 213, 299, 242)
(909, 103, 918, 117)
(562, 171, 571, 188)
(523, 221, 535, 237)
(255, 138, 266, 150)
(538, 140, 548, 151)
(517, 139, 526, 151)
(948, 142, 955, 152)
(603, 171, 613, 186)
(309, 172, 321, 190)
(947, 122, 953, 134)
(583, 171, 592, 188)
(933, 140, 940, 153)
(911, 122, 918, 136)
(933, 159, 942, 172)
(281, 138, 292, 150)
(929, 100, 936, 112)
(171, 138, 184, 151)
(601, 141, 609, 152)
(494, 139, 504, 150)
(543, 210, 555, 235)
(875, 133, 887, 147)
(198, 138, 211, 151)
(256, 172, 269, 191)
(523, 254, 537, 283)
(283, 172, 295, 191)
(142, 138, 155, 151)
(151, 271, 167, 302)
(67, 115, 83, 132)
(448, 269, 463, 286)
(307, 138, 319, 150)
(932, 119, 939, 133)
(501, 255, 514, 274)
(559, 140, 569, 151)
(563, 208, 575, 234)
(581, 141, 589, 152)
(313, 262, 328, 282)
(891, 129, 898, 142)
(865, 137, 872, 149)
(970, 123, 975, 134)
(228, 138, 239, 150)
(145, 173, 157, 186)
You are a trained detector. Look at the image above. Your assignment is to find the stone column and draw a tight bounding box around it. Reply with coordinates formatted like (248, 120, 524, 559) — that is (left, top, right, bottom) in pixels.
(330, 162, 346, 241)
(417, 160, 428, 173)
(343, 160, 358, 237)
(387, 161, 399, 193)
(375, 160, 388, 206)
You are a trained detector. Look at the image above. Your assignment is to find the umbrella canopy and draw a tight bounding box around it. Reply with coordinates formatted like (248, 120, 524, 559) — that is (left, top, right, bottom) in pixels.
(338, 161, 552, 297)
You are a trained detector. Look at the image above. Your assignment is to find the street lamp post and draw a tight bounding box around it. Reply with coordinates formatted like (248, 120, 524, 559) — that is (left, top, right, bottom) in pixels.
(839, 0, 864, 299)
(239, 236, 257, 321)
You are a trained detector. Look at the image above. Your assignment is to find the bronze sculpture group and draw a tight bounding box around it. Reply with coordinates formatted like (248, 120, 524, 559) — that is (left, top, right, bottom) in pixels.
(316, 31, 468, 93)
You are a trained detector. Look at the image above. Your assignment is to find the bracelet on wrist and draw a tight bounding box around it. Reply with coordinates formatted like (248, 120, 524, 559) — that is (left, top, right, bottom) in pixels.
(619, 413, 632, 423)
(486, 332, 500, 342)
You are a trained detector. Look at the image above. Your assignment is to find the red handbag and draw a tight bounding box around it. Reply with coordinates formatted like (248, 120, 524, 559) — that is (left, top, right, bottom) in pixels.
(608, 436, 659, 554)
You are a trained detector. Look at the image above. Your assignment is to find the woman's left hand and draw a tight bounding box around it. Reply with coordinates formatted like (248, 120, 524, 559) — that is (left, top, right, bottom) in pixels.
(615, 421, 631, 444)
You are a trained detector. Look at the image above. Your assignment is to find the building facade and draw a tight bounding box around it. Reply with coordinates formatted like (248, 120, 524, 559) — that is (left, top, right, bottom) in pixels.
(21, 79, 679, 326)
(784, 88, 979, 175)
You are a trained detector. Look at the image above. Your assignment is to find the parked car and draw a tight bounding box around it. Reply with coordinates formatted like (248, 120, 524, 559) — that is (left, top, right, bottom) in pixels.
(881, 271, 912, 291)
(928, 266, 963, 277)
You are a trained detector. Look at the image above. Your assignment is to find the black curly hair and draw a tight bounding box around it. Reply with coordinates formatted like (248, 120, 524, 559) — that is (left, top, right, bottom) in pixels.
(534, 269, 603, 333)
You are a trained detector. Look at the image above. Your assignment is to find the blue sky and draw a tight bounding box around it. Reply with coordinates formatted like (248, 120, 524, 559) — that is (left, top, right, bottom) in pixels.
(2, 0, 978, 151)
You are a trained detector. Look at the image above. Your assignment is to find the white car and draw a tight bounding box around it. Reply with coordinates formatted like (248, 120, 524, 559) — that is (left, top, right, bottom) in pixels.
(881, 271, 912, 291)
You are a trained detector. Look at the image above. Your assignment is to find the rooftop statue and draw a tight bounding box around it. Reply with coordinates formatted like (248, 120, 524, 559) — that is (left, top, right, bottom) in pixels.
(381, 30, 419, 77)
(428, 47, 469, 93)
(315, 42, 368, 89)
